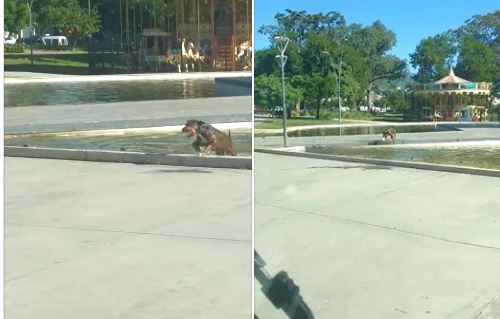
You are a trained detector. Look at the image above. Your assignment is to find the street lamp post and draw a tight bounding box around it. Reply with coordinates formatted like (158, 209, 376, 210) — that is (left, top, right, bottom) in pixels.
(275, 36, 289, 147)
(26, 2, 33, 65)
(88, 0, 92, 74)
(338, 48, 343, 123)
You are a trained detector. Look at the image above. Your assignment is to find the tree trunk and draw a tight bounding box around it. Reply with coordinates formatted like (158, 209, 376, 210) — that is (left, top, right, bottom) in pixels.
(367, 82, 373, 113)
(73, 37, 78, 50)
(316, 99, 321, 119)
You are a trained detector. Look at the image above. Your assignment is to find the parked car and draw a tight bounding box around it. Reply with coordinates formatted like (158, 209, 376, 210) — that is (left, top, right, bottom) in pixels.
(41, 35, 68, 46)
(271, 106, 291, 118)
(4, 37, 17, 45)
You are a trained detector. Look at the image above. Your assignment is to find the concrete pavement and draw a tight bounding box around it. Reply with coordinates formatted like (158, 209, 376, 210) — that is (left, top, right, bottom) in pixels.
(5, 157, 252, 319)
(5, 96, 251, 134)
(255, 153, 500, 319)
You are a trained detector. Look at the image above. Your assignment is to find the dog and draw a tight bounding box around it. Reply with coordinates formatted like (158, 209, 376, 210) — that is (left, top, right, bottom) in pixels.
(382, 127, 397, 143)
(181, 119, 238, 156)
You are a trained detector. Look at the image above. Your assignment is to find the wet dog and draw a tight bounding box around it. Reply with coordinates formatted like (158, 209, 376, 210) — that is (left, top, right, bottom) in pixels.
(382, 127, 397, 143)
(181, 119, 238, 156)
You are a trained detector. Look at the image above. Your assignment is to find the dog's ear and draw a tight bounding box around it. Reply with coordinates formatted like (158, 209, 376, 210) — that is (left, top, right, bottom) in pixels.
(197, 120, 206, 125)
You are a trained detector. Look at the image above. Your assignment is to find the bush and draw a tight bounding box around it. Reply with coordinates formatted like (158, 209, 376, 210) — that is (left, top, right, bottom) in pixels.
(342, 111, 374, 120)
(318, 109, 336, 120)
(290, 110, 301, 118)
(4, 43, 25, 53)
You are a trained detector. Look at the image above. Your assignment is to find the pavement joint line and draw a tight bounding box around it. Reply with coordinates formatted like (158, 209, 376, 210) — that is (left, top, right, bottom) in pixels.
(256, 202, 500, 252)
(5, 222, 251, 244)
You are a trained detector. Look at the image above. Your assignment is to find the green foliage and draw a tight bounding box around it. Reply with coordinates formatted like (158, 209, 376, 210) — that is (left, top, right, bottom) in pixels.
(411, 10, 499, 91)
(4, 0, 29, 33)
(4, 42, 25, 53)
(256, 10, 407, 118)
(254, 74, 302, 109)
(455, 36, 497, 83)
(410, 32, 456, 82)
(33, 0, 100, 47)
(375, 89, 410, 112)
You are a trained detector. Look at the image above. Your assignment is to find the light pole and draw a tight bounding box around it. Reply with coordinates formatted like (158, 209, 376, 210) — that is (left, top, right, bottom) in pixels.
(26, 2, 33, 65)
(275, 36, 289, 147)
(338, 47, 343, 123)
(88, 0, 92, 73)
(321, 47, 344, 123)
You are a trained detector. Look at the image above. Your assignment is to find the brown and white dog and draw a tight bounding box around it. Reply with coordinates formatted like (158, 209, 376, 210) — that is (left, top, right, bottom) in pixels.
(182, 119, 238, 156)
(382, 127, 397, 143)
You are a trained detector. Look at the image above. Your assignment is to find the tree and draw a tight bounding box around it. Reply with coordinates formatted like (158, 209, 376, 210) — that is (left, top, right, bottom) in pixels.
(33, 0, 100, 47)
(349, 21, 407, 111)
(454, 10, 499, 93)
(455, 36, 497, 83)
(4, 0, 29, 34)
(410, 32, 456, 83)
(454, 10, 499, 46)
(255, 10, 405, 117)
(254, 74, 302, 111)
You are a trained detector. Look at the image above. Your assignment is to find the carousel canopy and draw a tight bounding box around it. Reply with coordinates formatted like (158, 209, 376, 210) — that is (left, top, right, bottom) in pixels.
(434, 67, 468, 84)
(413, 66, 491, 95)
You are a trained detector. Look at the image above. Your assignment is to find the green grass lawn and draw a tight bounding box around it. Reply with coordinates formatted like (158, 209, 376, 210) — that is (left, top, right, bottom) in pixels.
(4, 53, 90, 74)
(256, 113, 404, 129)
(256, 118, 346, 129)
(4, 53, 129, 75)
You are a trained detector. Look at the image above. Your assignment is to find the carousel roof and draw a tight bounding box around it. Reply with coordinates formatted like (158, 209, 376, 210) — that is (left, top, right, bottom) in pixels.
(434, 67, 468, 84)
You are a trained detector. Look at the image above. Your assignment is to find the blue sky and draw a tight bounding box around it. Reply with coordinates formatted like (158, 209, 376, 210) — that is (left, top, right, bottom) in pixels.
(254, 0, 499, 64)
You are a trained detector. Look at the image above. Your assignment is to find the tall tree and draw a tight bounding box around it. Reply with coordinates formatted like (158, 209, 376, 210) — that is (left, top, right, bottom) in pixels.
(455, 36, 497, 83)
(349, 21, 406, 110)
(410, 32, 456, 83)
(35, 0, 100, 47)
(4, 0, 29, 34)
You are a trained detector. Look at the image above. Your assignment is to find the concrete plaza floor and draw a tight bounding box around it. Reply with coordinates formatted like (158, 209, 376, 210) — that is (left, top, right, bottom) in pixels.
(5, 96, 251, 134)
(255, 153, 500, 319)
(5, 157, 251, 319)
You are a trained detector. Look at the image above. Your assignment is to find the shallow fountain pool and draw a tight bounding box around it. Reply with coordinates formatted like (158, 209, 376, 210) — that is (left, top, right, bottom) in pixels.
(4, 78, 249, 107)
(306, 141, 500, 170)
(5, 131, 252, 156)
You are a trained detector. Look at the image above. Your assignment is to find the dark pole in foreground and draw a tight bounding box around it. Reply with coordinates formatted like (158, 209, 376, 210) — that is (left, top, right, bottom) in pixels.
(88, 0, 92, 74)
(27, 3, 33, 65)
(275, 36, 290, 147)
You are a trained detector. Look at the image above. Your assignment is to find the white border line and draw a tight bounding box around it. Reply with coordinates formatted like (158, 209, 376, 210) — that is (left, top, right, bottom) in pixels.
(5, 71, 251, 84)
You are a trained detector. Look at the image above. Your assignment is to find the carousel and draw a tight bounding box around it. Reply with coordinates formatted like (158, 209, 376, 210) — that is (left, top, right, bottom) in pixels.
(411, 67, 492, 121)
(121, 0, 252, 72)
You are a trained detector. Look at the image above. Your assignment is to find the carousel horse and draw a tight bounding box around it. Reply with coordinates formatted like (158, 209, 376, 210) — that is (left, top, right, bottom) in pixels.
(235, 40, 252, 71)
(166, 48, 182, 73)
(186, 41, 205, 71)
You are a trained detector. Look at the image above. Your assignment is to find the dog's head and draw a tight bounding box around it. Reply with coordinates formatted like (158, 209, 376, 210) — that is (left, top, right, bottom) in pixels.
(182, 120, 206, 137)
(382, 128, 396, 141)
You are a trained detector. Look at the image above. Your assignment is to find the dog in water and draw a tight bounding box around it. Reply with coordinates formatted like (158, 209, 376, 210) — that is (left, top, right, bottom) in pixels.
(382, 127, 397, 143)
(181, 119, 238, 156)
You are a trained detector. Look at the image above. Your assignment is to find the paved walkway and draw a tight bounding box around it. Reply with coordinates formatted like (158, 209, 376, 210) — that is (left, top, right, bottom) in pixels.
(5, 96, 251, 134)
(5, 157, 251, 319)
(255, 153, 500, 319)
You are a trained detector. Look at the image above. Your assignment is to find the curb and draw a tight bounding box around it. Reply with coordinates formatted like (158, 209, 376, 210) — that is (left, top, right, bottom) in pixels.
(5, 72, 251, 84)
(255, 148, 500, 178)
(5, 146, 252, 170)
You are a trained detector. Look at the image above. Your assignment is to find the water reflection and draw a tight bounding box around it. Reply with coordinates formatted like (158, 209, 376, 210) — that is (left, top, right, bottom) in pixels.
(307, 142, 500, 170)
(4, 79, 238, 107)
